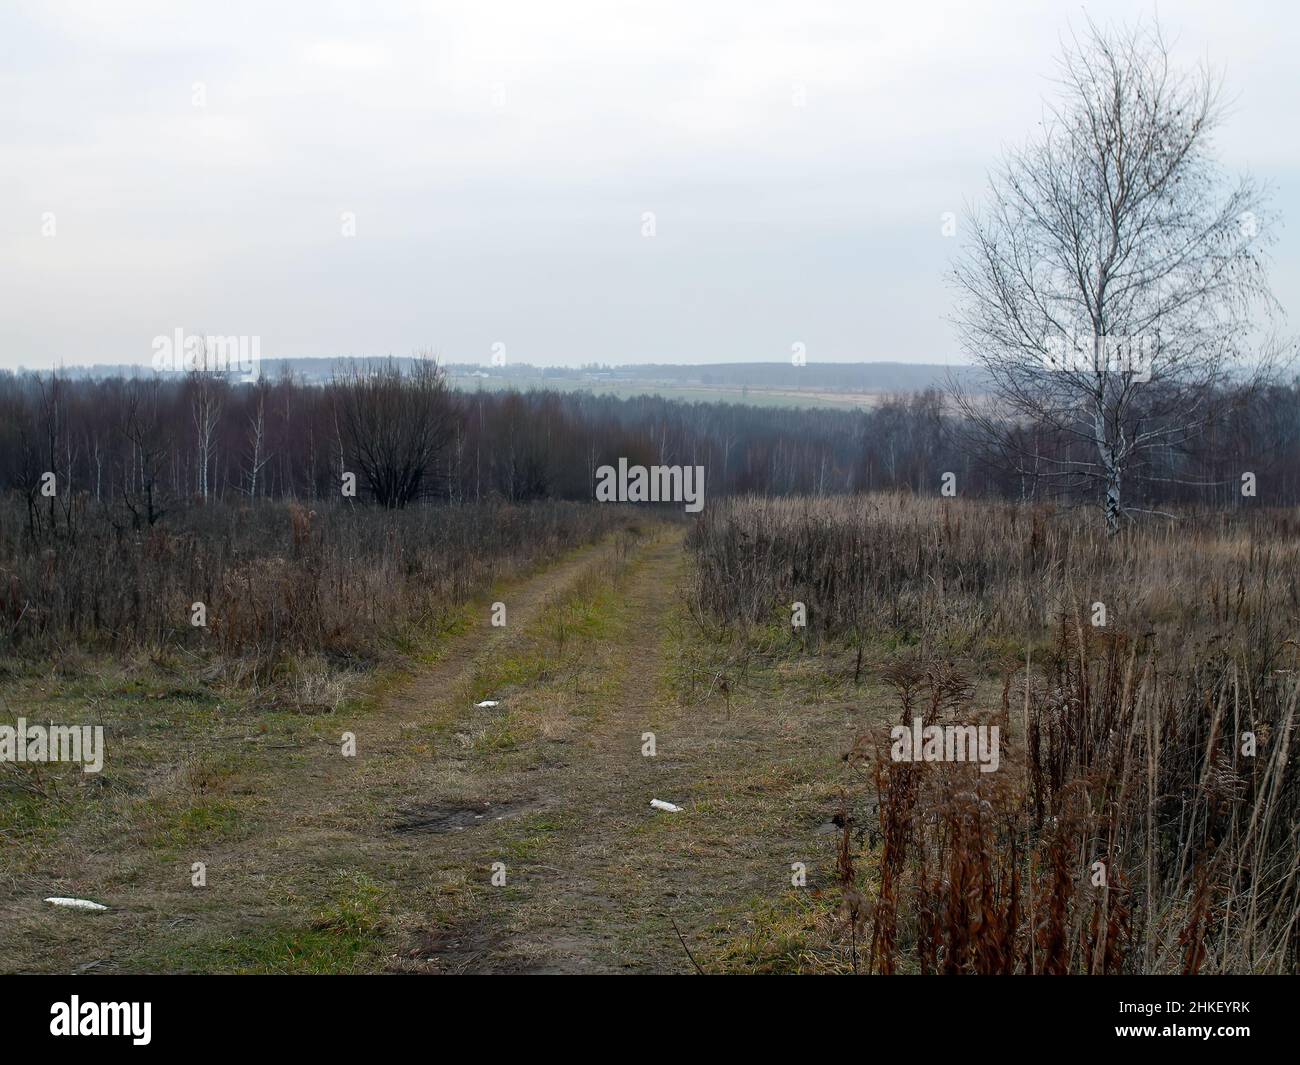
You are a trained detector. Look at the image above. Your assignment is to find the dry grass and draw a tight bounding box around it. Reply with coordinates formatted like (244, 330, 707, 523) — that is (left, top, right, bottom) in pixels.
(689, 494, 1300, 662)
(1, 498, 638, 684)
(689, 494, 1300, 974)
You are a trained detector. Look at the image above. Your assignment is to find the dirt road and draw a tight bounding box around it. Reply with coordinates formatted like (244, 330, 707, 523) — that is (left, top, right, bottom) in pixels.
(371, 526, 849, 973)
(5, 526, 852, 973)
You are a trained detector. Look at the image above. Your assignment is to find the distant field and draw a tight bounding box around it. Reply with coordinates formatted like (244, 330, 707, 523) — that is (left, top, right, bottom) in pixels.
(447, 373, 892, 410)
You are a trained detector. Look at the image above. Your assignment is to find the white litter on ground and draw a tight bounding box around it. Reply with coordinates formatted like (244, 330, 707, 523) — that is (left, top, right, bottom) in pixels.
(476, 700, 500, 708)
(44, 897, 108, 912)
(650, 799, 683, 813)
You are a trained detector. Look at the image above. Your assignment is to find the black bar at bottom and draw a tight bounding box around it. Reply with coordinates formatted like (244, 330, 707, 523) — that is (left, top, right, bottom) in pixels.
(1, 974, 1293, 1051)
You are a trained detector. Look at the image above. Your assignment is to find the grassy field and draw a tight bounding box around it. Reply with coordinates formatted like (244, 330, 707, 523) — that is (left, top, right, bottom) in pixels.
(1, 527, 655, 971)
(2, 519, 871, 973)
(3, 496, 1296, 974)
(688, 496, 1300, 973)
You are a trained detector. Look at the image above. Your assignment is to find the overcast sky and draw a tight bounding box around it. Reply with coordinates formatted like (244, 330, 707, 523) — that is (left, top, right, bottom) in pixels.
(2, 0, 1296, 370)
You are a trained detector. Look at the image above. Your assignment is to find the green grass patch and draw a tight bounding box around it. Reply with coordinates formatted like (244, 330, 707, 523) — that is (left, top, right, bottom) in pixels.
(147, 796, 245, 850)
(711, 892, 837, 974)
(470, 653, 551, 700)
(473, 714, 536, 754)
(168, 873, 390, 974)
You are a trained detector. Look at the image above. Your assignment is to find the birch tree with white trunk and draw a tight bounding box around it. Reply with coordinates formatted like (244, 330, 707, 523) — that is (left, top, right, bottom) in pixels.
(189, 343, 225, 503)
(952, 17, 1282, 533)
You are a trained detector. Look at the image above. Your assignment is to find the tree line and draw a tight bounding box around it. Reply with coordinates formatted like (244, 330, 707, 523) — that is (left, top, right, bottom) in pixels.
(2, 358, 1298, 541)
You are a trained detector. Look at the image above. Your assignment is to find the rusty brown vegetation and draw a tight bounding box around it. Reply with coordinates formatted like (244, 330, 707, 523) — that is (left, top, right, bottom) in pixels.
(690, 495, 1299, 973)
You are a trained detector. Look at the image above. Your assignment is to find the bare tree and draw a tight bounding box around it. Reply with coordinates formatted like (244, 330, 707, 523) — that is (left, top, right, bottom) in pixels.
(336, 353, 457, 508)
(35, 372, 65, 537)
(242, 377, 272, 497)
(119, 378, 171, 528)
(2, 381, 47, 539)
(952, 16, 1282, 532)
(189, 344, 226, 502)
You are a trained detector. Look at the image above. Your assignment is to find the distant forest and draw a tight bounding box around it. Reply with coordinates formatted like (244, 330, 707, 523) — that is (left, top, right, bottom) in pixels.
(2, 362, 1299, 536)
